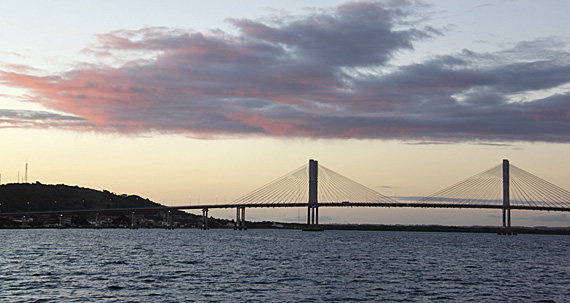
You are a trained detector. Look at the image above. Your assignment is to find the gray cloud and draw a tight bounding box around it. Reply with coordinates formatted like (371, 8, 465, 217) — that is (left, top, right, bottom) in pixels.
(524, 214, 570, 223)
(0, 1, 569, 142)
(0, 109, 85, 129)
(281, 215, 334, 223)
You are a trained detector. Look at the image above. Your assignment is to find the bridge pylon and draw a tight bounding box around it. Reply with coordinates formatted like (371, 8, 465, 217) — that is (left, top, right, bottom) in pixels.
(502, 159, 511, 229)
(499, 159, 517, 235)
(303, 159, 323, 231)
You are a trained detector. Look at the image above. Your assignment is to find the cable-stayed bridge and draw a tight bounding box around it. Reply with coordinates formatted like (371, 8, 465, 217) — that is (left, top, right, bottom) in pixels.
(418, 160, 570, 228)
(177, 159, 570, 230)
(2, 159, 569, 231)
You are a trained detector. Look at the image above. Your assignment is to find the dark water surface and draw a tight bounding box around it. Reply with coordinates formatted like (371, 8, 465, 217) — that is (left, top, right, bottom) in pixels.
(1, 229, 568, 302)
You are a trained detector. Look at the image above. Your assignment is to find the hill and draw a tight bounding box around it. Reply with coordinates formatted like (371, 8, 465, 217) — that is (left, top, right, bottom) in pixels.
(0, 182, 159, 212)
(0, 183, 232, 228)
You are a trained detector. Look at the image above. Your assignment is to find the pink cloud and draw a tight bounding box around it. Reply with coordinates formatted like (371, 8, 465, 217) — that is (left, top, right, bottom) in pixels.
(1, 1, 569, 142)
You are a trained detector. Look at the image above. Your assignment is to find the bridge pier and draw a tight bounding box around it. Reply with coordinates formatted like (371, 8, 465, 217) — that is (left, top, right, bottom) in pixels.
(94, 213, 102, 229)
(201, 208, 209, 230)
(21, 215, 28, 229)
(166, 209, 174, 230)
(130, 211, 138, 229)
(307, 205, 319, 225)
(235, 207, 242, 230)
(502, 208, 511, 229)
(57, 214, 65, 229)
(234, 207, 247, 230)
(236, 207, 241, 229)
(314, 205, 319, 225)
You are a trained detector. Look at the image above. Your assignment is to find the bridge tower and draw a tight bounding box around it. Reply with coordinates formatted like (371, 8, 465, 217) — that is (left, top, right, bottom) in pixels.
(304, 159, 323, 231)
(502, 159, 511, 229)
(498, 159, 517, 235)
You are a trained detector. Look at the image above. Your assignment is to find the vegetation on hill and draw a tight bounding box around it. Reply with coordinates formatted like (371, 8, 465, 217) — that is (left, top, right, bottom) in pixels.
(0, 182, 157, 212)
(0, 183, 232, 228)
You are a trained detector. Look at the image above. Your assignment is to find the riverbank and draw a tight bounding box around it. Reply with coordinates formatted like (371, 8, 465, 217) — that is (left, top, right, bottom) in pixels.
(7, 223, 568, 236)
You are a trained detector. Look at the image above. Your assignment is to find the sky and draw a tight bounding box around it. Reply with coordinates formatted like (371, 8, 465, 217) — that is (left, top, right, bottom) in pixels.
(1, 0, 569, 227)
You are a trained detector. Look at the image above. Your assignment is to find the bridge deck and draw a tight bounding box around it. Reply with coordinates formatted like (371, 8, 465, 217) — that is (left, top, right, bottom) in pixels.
(1, 202, 568, 217)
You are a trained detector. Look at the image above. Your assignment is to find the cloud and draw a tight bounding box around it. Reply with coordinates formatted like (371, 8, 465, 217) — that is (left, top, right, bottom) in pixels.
(281, 215, 334, 223)
(0, 109, 85, 130)
(376, 185, 398, 189)
(1, 1, 569, 142)
(520, 214, 570, 223)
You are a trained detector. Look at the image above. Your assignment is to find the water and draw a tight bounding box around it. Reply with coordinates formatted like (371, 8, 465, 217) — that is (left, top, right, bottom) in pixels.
(1, 229, 569, 302)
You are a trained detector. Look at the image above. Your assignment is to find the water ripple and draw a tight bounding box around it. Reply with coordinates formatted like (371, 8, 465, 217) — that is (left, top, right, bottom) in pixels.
(0, 229, 569, 302)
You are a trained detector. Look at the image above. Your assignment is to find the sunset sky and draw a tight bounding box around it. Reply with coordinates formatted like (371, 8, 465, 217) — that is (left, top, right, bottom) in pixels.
(1, 0, 569, 226)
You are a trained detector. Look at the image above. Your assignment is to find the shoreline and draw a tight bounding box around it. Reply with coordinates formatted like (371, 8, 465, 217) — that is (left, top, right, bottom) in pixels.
(3, 224, 570, 235)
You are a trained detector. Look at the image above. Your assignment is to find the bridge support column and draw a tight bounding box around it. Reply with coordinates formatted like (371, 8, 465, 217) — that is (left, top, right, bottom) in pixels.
(166, 209, 174, 230)
(130, 211, 138, 229)
(234, 207, 247, 230)
(305, 205, 322, 231)
(311, 206, 315, 224)
(502, 209, 512, 229)
(503, 159, 510, 229)
(306, 205, 318, 225)
(94, 213, 102, 229)
(315, 205, 319, 225)
(235, 207, 241, 229)
(58, 214, 65, 229)
(202, 208, 209, 230)
(241, 207, 246, 230)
